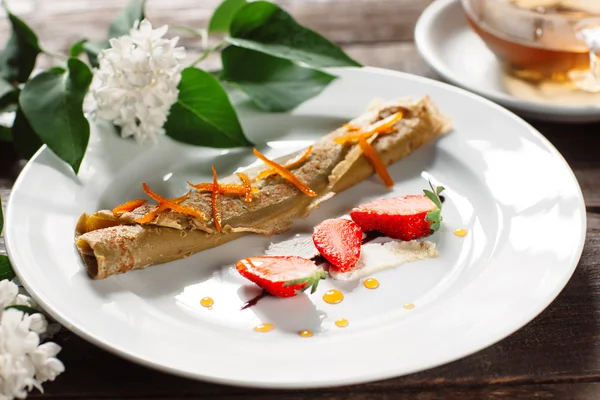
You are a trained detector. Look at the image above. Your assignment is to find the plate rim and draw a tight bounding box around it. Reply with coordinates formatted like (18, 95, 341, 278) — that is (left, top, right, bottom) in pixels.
(415, 0, 600, 120)
(4, 66, 587, 388)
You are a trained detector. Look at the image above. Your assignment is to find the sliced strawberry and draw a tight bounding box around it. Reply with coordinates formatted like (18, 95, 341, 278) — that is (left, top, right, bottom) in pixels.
(312, 218, 362, 273)
(236, 256, 327, 298)
(350, 188, 444, 241)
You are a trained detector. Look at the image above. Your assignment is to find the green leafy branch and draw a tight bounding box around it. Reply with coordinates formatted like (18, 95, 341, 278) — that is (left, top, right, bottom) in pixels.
(0, 0, 361, 174)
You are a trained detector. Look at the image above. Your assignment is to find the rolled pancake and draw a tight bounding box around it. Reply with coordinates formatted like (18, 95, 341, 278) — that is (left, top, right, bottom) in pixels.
(76, 97, 451, 279)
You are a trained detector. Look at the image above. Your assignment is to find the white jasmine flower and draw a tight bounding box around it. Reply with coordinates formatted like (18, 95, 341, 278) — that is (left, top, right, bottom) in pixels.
(91, 19, 186, 144)
(0, 310, 64, 399)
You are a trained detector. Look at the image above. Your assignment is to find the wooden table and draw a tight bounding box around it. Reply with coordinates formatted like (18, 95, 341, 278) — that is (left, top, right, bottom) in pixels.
(1, 1, 600, 398)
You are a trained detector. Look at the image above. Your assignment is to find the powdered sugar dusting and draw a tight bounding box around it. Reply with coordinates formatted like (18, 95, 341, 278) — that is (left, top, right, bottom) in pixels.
(265, 236, 320, 259)
(329, 240, 438, 281)
(264, 235, 438, 281)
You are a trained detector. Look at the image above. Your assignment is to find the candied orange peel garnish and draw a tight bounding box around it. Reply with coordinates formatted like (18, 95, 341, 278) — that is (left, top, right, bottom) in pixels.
(211, 166, 223, 232)
(335, 112, 404, 145)
(358, 136, 394, 187)
(135, 183, 205, 224)
(344, 124, 361, 131)
(252, 148, 317, 197)
(112, 199, 147, 217)
(236, 172, 254, 203)
(334, 112, 404, 187)
(253, 146, 314, 183)
(187, 182, 257, 196)
(135, 191, 192, 224)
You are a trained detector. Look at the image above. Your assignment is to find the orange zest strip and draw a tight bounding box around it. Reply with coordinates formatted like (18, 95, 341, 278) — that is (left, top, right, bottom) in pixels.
(285, 146, 313, 170)
(253, 148, 317, 197)
(236, 172, 254, 203)
(135, 183, 206, 224)
(135, 191, 191, 224)
(253, 146, 314, 183)
(211, 166, 223, 232)
(358, 137, 394, 187)
(335, 132, 367, 144)
(335, 112, 404, 145)
(112, 199, 147, 217)
(187, 182, 254, 196)
(344, 124, 361, 131)
(169, 191, 193, 203)
(135, 203, 168, 224)
(253, 169, 275, 183)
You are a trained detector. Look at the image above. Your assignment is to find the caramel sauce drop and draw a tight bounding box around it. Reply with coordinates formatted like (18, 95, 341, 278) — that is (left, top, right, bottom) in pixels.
(335, 318, 349, 328)
(363, 278, 380, 289)
(454, 228, 468, 237)
(323, 289, 344, 304)
(403, 303, 415, 310)
(299, 330, 313, 337)
(254, 323, 274, 333)
(200, 297, 214, 308)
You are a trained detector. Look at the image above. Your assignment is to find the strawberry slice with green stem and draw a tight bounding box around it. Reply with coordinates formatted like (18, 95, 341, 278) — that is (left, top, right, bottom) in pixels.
(350, 181, 445, 241)
(236, 256, 327, 298)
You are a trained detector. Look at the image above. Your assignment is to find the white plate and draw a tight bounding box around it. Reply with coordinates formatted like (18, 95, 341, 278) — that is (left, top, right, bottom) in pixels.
(415, 0, 600, 123)
(5, 67, 585, 388)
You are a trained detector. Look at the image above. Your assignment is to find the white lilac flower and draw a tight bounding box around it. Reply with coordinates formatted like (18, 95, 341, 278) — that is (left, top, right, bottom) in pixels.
(30, 343, 64, 382)
(91, 19, 186, 144)
(27, 314, 47, 336)
(0, 281, 18, 309)
(0, 281, 64, 399)
(0, 310, 64, 399)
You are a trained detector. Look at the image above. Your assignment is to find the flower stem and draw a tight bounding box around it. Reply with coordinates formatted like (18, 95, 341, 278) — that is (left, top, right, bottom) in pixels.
(190, 40, 228, 67)
(171, 25, 209, 48)
(43, 49, 69, 61)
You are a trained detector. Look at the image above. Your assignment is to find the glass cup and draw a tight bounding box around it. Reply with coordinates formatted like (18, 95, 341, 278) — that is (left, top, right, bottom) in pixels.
(462, 0, 600, 92)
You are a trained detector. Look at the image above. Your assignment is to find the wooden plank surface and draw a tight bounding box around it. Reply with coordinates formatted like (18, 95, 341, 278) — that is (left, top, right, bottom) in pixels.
(1, 0, 600, 399)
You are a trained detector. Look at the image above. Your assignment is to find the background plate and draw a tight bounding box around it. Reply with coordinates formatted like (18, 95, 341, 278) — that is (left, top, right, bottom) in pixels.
(415, 0, 600, 123)
(5, 67, 585, 388)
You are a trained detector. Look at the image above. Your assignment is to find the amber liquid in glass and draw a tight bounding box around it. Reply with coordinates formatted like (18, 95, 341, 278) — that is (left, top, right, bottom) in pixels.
(467, 0, 598, 83)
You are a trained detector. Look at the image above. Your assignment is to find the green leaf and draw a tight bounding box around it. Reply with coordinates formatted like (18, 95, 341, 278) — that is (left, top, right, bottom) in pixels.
(108, 0, 146, 39)
(0, 78, 17, 108)
(423, 189, 441, 210)
(228, 1, 361, 68)
(283, 270, 327, 294)
(19, 58, 93, 173)
(0, 126, 12, 142)
(12, 107, 43, 159)
(165, 67, 252, 148)
(0, 255, 15, 281)
(0, 11, 41, 83)
(209, 0, 248, 33)
(70, 39, 88, 58)
(83, 40, 104, 69)
(426, 209, 441, 231)
(220, 46, 336, 112)
(424, 182, 444, 232)
(4, 305, 40, 315)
